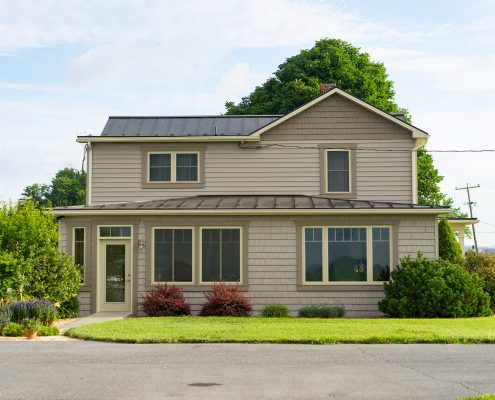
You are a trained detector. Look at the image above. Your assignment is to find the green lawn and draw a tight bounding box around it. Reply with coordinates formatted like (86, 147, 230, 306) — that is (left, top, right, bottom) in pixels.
(66, 316, 495, 344)
(460, 395, 495, 400)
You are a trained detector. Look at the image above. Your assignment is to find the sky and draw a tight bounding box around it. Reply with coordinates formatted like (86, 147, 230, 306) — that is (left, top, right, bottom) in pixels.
(0, 0, 494, 246)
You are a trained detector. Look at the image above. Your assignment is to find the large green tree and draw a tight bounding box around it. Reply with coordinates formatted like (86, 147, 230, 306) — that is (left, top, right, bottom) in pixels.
(225, 38, 447, 206)
(22, 168, 86, 207)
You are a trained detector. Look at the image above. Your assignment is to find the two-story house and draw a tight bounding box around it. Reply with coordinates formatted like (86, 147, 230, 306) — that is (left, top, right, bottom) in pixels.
(54, 85, 449, 317)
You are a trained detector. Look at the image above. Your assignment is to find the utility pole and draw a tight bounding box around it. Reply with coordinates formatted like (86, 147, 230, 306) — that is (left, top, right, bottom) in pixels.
(455, 183, 480, 252)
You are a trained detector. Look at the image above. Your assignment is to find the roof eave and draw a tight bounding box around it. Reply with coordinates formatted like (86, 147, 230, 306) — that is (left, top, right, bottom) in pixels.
(76, 135, 261, 143)
(53, 207, 451, 217)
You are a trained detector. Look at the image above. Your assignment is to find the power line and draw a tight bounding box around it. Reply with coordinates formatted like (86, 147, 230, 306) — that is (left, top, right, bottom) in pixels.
(480, 221, 495, 227)
(238, 143, 495, 153)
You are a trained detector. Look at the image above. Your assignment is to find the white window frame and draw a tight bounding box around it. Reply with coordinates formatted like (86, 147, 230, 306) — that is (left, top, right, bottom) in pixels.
(199, 226, 243, 284)
(151, 227, 195, 285)
(147, 151, 200, 183)
(73, 227, 86, 285)
(324, 149, 351, 194)
(302, 225, 392, 285)
(98, 225, 133, 239)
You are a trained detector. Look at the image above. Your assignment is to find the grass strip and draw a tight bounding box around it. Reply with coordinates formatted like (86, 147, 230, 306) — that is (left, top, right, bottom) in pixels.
(66, 316, 495, 344)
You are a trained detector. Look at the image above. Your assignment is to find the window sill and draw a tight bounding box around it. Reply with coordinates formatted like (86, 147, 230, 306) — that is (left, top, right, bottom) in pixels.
(146, 284, 248, 292)
(142, 182, 205, 189)
(297, 283, 385, 291)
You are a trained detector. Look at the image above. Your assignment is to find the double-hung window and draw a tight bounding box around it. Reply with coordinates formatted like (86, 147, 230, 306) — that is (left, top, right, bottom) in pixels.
(326, 150, 350, 193)
(303, 226, 392, 284)
(153, 228, 193, 283)
(148, 152, 199, 183)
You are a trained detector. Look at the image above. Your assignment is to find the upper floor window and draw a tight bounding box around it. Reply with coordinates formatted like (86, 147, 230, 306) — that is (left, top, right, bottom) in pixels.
(148, 152, 199, 183)
(320, 144, 356, 198)
(326, 150, 350, 193)
(142, 146, 205, 189)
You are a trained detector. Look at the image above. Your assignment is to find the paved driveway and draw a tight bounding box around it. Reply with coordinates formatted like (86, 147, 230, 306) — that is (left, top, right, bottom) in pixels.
(1, 342, 494, 399)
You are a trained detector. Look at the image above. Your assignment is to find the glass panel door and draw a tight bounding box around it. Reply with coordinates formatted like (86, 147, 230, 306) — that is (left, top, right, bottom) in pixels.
(98, 239, 131, 312)
(105, 244, 126, 302)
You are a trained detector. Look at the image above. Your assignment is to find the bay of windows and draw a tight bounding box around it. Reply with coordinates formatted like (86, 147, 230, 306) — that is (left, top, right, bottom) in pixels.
(152, 227, 242, 284)
(304, 226, 391, 283)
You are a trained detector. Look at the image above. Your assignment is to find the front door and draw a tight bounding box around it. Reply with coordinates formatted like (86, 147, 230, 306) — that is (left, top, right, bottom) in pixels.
(98, 239, 132, 312)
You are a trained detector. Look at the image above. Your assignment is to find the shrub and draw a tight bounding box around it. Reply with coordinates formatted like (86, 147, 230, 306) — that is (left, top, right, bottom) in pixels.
(465, 251, 495, 310)
(2, 322, 23, 336)
(200, 282, 252, 317)
(5, 299, 58, 326)
(57, 296, 80, 319)
(142, 285, 191, 317)
(379, 256, 491, 318)
(298, 305, 345, 318)
(261, 304, 291, 318)
(438, 219, 463, 265)
(38, 325, 59, 336)
(0, 201, 81, 303)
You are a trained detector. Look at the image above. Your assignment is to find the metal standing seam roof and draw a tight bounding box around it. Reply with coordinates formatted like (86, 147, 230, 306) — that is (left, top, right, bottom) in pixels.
(101, 116, 282, 137)
(55, 195, 449, 211)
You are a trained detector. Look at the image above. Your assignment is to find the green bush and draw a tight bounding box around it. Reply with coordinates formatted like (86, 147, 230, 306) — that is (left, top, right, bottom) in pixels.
(379, 256, 491, 318)
(298, 305, 345, 318)
(57, 296, 80, 319)
(2, 322, 23, 336)
(0, 201, 81, 303)
(261, 304, 291, 318)
(38, 325, 59, 336)
(438, 219, 463, 265)
(465, 251, 495, 310)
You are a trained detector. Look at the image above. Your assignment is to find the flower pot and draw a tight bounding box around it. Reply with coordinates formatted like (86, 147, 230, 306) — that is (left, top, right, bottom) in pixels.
(24, 329, 38, 340)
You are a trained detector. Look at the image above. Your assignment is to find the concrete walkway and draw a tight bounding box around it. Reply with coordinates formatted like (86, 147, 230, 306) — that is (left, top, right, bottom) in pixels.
(55, 312, 131, 333)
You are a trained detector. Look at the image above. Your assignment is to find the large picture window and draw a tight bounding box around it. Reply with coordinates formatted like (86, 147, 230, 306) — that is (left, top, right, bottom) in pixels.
(148, 152, 199, 183)
(153, 228, 193, 283)
(201, 228, 241, 282)
(326, 150, 350, 193)
(303, 226, 391, 284)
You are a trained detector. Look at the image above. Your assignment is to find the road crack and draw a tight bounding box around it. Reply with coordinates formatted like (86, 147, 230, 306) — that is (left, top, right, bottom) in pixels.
(352, 345, 481, 396)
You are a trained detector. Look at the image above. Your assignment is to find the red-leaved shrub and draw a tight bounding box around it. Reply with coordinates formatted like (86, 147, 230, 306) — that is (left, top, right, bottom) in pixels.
(142, 284, 191, 317)
(200, 282, 252, 317)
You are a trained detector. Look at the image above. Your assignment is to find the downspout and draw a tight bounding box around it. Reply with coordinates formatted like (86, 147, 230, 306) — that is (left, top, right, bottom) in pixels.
(86, 142, 93, 205)
(412, 137, 427, 204)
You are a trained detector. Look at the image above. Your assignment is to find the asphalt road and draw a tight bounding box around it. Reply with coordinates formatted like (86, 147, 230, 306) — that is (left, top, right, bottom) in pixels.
(1, 341, 494, 400)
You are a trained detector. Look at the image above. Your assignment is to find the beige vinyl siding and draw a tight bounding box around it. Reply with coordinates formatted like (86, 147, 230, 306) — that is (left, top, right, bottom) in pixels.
(60, 214, 436, 317)
(130, 214, 436, 318)
(90, 138, 413, 203)
(261, 93, 412, 141)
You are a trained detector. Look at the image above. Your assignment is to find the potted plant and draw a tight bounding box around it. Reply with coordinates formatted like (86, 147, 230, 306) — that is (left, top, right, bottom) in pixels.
(22, 319, 40, 340)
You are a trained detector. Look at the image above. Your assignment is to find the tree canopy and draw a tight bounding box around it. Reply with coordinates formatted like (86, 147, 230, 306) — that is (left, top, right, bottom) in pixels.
(0, 201, 81, 302)
(22, 167, 86, 207)
(226, 38, 408, 117)
(225, 38, 450, 207)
